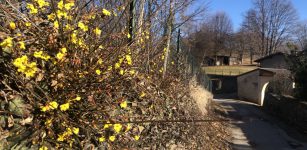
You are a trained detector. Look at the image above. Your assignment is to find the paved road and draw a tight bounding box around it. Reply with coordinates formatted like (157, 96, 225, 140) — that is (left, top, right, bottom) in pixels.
(214, 98, 307, 150)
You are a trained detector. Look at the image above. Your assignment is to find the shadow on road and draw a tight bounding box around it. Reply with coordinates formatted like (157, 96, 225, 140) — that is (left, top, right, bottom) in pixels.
(214, 99, 307, 150)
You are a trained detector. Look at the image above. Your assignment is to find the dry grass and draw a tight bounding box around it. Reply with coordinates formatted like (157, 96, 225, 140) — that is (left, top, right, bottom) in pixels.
(189, 77, 213, 115)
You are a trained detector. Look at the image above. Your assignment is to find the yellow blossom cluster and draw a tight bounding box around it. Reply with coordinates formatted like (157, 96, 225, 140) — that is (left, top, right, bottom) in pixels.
(18, 42, 26, 50)
(34, 51, 51, 61)
(34, 0, 49, 8)
(13, 55, 38, 78)
(56, 0, 74, 19)
(27, 3, 38, 14)
(78, 22, 88, 32)
(102, 9, 111, 16)
(0, 37, 13, 48)
(9, 22, 16, 30)
(56, 47, 67, 60)
(60, 96, 81, 111)
(57, 127, 79, 142)
(94, 27, 102, 36)
(120, 101, 127, 108)
(99, 122, 140, 142)
(40, 96, 80, 112)
(41, 101, 58, 112)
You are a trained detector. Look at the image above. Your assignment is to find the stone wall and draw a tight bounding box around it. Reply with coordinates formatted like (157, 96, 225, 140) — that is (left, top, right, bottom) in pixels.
(263, 93, 307, 133)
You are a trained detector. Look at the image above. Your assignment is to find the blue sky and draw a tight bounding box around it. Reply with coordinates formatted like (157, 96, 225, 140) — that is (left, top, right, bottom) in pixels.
(207, 0, 307, 31)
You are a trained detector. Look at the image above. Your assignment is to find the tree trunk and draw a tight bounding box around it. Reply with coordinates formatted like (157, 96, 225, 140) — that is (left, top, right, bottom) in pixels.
(129, 0, 136, 44)
(163, 0, 174, 78)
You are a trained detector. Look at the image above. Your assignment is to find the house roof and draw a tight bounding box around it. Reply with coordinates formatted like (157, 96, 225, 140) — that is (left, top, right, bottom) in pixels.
(254, 52, 285, 62)
(237, 68, 275, 77)
(237, 67, 289, 77)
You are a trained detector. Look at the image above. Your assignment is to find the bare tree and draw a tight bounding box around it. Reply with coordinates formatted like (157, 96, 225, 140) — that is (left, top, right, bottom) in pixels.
(242, 0, 298, 56)
(207, 12, 233, 56)
(294, 21, 307, 50)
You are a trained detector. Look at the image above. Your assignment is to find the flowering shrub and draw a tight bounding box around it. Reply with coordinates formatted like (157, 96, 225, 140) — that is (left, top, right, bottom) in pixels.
(0, 0, 229, 149)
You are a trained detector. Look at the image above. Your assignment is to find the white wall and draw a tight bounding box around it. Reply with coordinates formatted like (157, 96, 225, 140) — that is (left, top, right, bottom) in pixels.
(237, 70, 260, 104)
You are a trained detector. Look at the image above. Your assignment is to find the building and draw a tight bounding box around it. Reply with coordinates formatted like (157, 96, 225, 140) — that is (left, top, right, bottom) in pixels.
(237, 68, 290, 105)
(254, 52, 288, 69)
(203, 55, 240, 66)
(237, 68, 275, 105)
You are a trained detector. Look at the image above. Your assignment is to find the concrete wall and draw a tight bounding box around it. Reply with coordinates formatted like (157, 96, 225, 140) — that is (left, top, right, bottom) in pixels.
(263, 94, 307, 132)
(237, 70, 260, 104)
(260, 55, 288, 69)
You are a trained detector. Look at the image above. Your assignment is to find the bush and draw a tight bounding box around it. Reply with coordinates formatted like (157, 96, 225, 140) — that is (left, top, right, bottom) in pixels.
(0, 0, 229, 149)
(288, 50, 307, 101)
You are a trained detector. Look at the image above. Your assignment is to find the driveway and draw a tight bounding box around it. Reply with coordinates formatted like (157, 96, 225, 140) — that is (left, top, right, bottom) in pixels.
(214, 98, 307, 150)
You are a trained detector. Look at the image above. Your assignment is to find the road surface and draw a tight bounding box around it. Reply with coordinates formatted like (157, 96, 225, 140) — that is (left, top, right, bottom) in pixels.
(214, 98, 307, 150)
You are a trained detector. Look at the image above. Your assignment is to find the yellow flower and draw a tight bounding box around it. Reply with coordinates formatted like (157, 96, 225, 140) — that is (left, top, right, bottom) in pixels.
(99, 136, 105, 142)
(113, 124, 122, 133)
(125, 124, 132, 132)
(25, 22, 31, 27)
(57, 135, 65, 142)
(120, 101, 127, 108)
(60, 47, 67, 53)
(45, 118, 52, 126)
(54, 20, 59, 29)
(171, 61, 175, 65)
(39, 146, 48, 150)
(95, 69, 101, 75)
(102, 9, 111, 16)
(57, 0, 64, 9)
(34, 51, 50, 61)
(27, 3, 38, 14)
(64, 24, 72, 31)
(36, 0, 49, 8)
(0, 37, 13, 48)
(78, 22, 88, 32)
(114, 63, 120, 69)
(119, 69, 124, 75)
(60, 103, 70, 111)
(98, 45, 104, 49)
(134, 135, 140, 141)
(56, 10, 67, 19)
(127, 33, 131, 39)
(72, 127, 79, 135)
(94, 27, 102, 36)
(97, 58, 103, 65)
(66, 128, 73, 135)
(75, 96, 81, 101)
(129, 70, 135, 75)
(49, 101, 58, 109)
(71, 32, 77, 44)
(40, 106, 49, 112)
(47, 13, 56, 21)
(103, 121, 112, 129)
(9, 22, 16, 30)
(139, 91, 146, 98)
(125, 54, 132, 65)
(13, 56, 37, 78)
(64, 2, 75, 10)
(109, 136, 116, 142)
(56, 52, 65, 60)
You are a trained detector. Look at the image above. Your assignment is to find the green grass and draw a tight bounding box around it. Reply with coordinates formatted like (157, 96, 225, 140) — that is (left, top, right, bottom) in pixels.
(203, 65, 258, 76)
